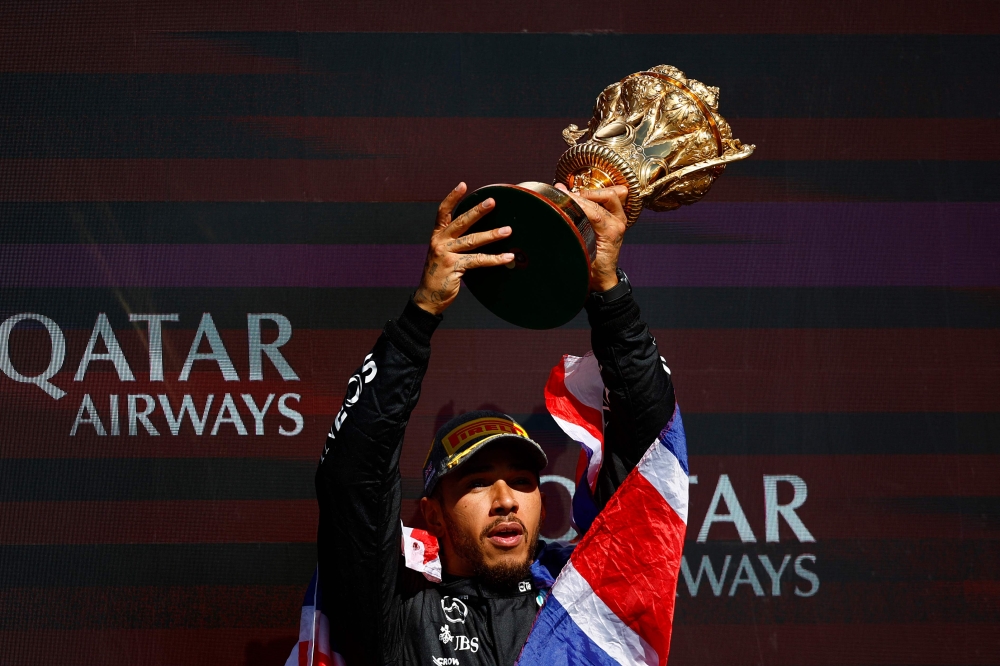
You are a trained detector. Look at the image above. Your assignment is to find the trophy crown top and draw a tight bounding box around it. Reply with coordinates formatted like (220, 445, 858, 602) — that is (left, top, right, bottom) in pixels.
(557, 65, 754, 222)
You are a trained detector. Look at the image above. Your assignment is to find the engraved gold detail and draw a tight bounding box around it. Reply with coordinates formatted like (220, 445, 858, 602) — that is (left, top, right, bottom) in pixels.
(556, 64, 755, 226)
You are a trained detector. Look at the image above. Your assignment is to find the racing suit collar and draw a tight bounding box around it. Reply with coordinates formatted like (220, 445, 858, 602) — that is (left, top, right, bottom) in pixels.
(437, 570, 539, 599)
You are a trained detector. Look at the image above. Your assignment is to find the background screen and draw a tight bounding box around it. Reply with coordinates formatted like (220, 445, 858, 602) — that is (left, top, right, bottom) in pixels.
(1, 2, 997, 664)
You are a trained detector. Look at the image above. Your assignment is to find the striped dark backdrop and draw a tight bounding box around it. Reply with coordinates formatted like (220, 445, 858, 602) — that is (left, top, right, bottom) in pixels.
(1, 2, 998, 664)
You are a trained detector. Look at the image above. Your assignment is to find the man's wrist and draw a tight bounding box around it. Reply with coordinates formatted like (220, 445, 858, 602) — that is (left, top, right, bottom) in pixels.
(591, 271, 619, 293)
(589, 267, 631, 305)
(384, 296, 443, 362)
(586, 269, 640, 335)
(413, 290, 445, 317)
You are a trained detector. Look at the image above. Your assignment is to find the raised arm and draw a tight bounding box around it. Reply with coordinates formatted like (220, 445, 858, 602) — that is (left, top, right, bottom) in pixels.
(314, 183, 511, 665)
(587, 289, 674, 508)
(315, 300, 439, 665)
(557, 185, 676, 510)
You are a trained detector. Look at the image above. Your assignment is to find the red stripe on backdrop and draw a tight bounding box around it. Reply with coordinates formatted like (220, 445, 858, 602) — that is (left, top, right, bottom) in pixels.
(686, 455, 1000, 542)
(0, 585, 303, 630)
(0, 499, 422, 544)
(0, 118, 995, 201)
(0, 624, 995, 666)
(668, 623, 1000, 665)
(0, 31, 299, 74)
(0, 628, 297, 666)
(693, 455, 1000, 499)
(0, 456, 997, 543)
(1, 328, 999, 460)
(0, 500, 317, 544)
(0, 582, 997, 630)
(0, 0, 995, 65)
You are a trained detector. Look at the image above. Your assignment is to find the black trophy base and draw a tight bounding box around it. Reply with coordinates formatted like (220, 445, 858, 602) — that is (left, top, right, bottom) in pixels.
(452, 182, 596, 330)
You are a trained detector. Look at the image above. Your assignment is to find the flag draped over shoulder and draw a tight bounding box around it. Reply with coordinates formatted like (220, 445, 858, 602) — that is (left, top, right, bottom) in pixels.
(518, 352, 688, 666)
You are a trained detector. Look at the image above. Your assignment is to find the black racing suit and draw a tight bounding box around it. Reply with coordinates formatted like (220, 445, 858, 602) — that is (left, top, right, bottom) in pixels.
(316, 292, 675, 666)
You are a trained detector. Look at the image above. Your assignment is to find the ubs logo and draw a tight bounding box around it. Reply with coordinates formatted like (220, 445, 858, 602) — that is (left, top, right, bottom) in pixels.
(440, 596, 468, 624)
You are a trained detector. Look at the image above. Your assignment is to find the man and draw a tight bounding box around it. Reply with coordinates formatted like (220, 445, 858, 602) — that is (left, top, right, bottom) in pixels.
(316, 181, 675, 665)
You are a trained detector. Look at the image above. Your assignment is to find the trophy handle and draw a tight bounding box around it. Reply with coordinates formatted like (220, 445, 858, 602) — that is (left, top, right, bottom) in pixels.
(562, 123, 588, 146)
(638, 142, 756, 199)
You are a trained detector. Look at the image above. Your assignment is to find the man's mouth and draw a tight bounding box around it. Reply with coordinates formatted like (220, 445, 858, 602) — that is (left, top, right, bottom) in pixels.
(484, 520, 524, 548)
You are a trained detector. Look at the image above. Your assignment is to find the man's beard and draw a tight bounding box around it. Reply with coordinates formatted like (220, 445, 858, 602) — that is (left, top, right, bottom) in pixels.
(447, 515, 539, 590)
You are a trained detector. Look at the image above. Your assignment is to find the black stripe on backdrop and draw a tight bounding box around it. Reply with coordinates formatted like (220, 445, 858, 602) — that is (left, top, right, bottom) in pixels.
(0, 586, 301, 631)
(1, 540, 994, 588)
(0, 543, 316, 587)
(2, 414, 996, 501)
(0, 35, 995, 118)
(0, 161, 993, 200)
(0, 458, 316, 502)
(0, 115, 993, 160)
(4, 287, 999, 329)
(24, 164, 1000, 202)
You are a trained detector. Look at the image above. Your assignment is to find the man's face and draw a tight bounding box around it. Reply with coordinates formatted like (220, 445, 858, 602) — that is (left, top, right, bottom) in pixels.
(420, 442, 544, 587)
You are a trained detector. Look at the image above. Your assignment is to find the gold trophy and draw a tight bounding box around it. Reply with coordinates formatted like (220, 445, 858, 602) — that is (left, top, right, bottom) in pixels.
(454, 64, 755, 329)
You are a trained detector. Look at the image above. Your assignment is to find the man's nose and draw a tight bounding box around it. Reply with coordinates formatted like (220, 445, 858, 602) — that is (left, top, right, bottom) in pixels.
(490, 481, 519, 515)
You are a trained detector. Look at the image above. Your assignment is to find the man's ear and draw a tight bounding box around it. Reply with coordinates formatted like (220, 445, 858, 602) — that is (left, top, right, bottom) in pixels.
(420, 496, 446, 538)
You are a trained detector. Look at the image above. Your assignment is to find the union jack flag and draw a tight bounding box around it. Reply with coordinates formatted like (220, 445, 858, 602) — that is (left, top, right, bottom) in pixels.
(518, 353, 688, 665)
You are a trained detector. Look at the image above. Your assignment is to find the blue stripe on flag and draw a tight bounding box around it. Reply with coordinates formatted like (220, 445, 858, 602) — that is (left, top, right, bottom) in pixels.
(516, 594, 621, 666)
(659, 406, 688, 474)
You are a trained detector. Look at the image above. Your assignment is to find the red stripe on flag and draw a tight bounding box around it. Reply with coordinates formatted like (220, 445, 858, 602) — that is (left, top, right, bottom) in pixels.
(570, 467, 687, 664)
(543, 358, 603, 445)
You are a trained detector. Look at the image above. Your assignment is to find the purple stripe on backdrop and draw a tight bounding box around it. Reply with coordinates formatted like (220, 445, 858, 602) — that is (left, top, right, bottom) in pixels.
(2, 203, 997, 288)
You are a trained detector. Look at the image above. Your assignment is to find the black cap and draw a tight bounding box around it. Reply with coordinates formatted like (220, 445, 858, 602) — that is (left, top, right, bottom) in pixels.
(422, 410, 548, 497)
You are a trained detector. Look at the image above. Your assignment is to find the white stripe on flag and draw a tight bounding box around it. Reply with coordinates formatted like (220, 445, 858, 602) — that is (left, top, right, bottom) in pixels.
(551, 414, 604, 485)
(563, 353, 604, 411)
(636, 437, 690, 524)
(552, 561, 659, 666)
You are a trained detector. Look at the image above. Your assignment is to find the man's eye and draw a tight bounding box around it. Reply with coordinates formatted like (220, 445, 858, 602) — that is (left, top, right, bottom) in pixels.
(468, 479, 489, 489)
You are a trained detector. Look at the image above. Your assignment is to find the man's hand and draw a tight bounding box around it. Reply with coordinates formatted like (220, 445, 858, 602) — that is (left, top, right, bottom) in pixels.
(556, 184, 629, 292)
(413, 183, 515, 316)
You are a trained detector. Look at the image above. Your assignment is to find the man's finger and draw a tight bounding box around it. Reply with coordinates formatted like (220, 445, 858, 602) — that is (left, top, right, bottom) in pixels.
(448, 226, 511, 252)
(447, 197, 495, 237)
(458, 252, 516, 271)
(577, 187, 627, 219)
(436, 182, 467, 229)
(561, 189, 604, 219)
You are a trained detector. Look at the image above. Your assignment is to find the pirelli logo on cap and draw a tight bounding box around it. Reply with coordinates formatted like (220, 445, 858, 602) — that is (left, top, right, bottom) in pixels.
(442, 417, 528, 456)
